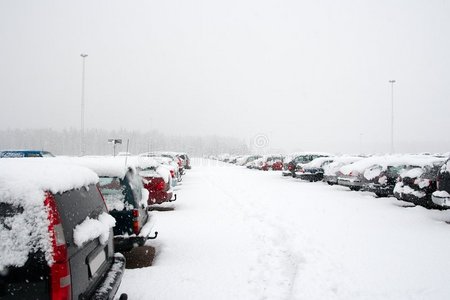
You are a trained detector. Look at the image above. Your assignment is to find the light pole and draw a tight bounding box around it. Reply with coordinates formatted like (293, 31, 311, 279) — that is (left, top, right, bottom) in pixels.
(389, 80, 396, 154)
(80, 53, 88, 156)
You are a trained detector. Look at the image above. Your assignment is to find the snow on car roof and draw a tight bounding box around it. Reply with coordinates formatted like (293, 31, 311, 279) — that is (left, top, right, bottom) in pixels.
(323, 156, 363, 176)
(339, 155, 445, 175)
(303, 157, 335, 168)
(0, 158, 98, 272)
(57, 156, 159, 178)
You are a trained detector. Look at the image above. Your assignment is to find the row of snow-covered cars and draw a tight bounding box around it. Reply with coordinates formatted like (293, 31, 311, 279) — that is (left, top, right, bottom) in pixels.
(225, 152, 450, 209)
(0, 150, 190, 300)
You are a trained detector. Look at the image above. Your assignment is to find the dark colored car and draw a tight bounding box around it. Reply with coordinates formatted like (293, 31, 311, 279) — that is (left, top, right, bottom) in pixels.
(363, 164, 418, 197)
(0, 150, 55, 158)
(98, 169, 157, 252)
(295, 157, 334, 182)
(432, 158, 450, 208)
(178, 153, 191, 170)
(282, 153, 331, 177)
(0, 160, 126, 300)
(394, 162, 444, 208)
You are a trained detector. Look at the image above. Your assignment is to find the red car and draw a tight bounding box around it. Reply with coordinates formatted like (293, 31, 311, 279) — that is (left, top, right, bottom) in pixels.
(261, 155, 284, 171)
(139, 167, 176, 205)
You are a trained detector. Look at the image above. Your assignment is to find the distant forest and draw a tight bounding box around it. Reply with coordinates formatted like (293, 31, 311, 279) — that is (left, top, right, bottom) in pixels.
(0, 128, 249, 156)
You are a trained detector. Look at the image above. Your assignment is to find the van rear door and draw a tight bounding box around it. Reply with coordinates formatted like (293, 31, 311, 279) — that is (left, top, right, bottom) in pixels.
(55, 185, 114, 299)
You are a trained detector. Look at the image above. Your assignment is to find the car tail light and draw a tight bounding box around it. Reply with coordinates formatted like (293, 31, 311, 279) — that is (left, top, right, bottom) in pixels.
(44, 193, 71, 300)
(170, 170, 175, 178)
(132, 209, 140, 235)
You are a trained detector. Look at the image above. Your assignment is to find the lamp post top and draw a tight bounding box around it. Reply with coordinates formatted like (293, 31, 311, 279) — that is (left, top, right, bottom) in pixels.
(80, 53, 88, 58)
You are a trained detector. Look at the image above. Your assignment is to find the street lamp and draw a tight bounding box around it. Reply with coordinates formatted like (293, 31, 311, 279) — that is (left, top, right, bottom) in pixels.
(389, 80, 396, 154)
(80, 53, 88, 156)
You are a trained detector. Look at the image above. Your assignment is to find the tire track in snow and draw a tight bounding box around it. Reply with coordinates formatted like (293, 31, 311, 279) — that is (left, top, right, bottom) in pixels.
(201, 165, 304, 299)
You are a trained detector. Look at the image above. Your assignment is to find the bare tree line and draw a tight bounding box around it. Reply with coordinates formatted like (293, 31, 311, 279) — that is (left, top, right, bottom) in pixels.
(0, 128, 249, 156)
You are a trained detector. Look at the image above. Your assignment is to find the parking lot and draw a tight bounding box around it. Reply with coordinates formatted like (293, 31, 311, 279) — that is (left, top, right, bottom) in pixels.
(118, 159, 450, 299)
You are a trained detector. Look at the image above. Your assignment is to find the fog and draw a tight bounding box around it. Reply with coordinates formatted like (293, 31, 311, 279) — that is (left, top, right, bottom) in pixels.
(1, 0, 449, 154)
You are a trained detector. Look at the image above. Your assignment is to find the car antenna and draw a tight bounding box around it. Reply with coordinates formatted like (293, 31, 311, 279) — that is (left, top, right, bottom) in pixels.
(124, 139, 130, 167)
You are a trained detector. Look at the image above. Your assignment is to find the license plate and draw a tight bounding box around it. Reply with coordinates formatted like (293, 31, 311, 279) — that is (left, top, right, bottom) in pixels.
(89, 249, 106, 277)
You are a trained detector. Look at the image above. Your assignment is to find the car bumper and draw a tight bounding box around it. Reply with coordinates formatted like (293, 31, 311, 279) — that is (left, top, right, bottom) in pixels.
(394, 191, 429, 206)
(91, 253, 126, 300)
(282, 171, 292, 176)
(431, 194, 450, 208)
(114, 236, 148, 252)
(365, 184, 392, 196)
(323, 175, 337, 184)
(296, 173, 322, 181)
(149, 190, 174, 205)
(337, 178, 362, 188)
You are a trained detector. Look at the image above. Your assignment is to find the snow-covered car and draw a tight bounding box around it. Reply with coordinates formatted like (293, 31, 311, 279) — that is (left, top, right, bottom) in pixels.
(323, 156, 363, 185)
(246, 157, 264, 169)
(295, 157, 335, 182)
(282, 152, 332, 177)
(62, 156, 159, 252)
(432, 158, 450, 208)
(337, 156, 384, 191)
(140, 152, 183, 183)
(178, 152, 191, 169)
(0, 159, 127, 299)
(139, 165, 176, 205)
(259, 155, 284, 171)
(394, 158, 445, 208)
(0, 149, 55, 158)
(238, 155, 261, 166)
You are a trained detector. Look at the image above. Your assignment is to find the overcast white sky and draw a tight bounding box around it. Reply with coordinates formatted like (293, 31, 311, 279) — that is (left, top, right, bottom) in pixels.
(0, 0, 449, 154)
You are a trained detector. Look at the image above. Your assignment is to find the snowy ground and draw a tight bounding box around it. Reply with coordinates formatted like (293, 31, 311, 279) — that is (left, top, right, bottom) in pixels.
(118, 159, 450, 300)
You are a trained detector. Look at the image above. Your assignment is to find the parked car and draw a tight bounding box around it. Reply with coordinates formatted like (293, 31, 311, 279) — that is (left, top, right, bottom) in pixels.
(295, 157, 335, 182)
(337, 156, 384, 191)
(261, 155, 284, 171)
(246, 157, 264, 169)
(282, 152, 331, 177)
(0, 150, 55, 158)
(432, 158, 450, 208)
(64, 157, 158, 252)
(139, 165, 176, 205)
(178, 152, 191, 169)
(0, 159, 126, 299)
(323, 156, 363, 185)
(393, 157, 445, 208)
(363, 163, 420, 197)
(237, 155, 261, 166)
(140, 152, 183, 182)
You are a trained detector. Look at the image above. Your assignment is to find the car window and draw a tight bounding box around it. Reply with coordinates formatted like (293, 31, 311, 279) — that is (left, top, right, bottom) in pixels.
(0, 202, 24, 226)
(54, 185, 107, 254)
(0, 152, 24, 158)
(98, 177, 133, 211)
